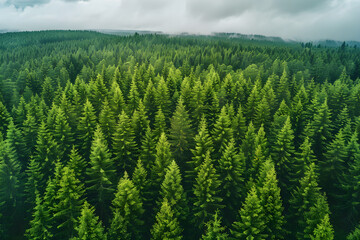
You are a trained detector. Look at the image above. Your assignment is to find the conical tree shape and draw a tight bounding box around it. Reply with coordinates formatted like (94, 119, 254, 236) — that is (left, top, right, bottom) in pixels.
(169, 97, 194, 166)
(212, 106, 233, 157)
(321, 128, 347, 196)
(193, 151, 223, 229)
(53, 107, 74, 162)
(201, 211, 228, 240)
(109, 172, 144, 240)
(231, 186, 267, 240)
(295, 137, 316, 179)
(232, 104, 247, 147)
(153, 107, 167, 141)
(26, 193, 53, 240)
(310, 214, 334, 240)
(288, 163, 322, 238)
(98, 99, 116, 149)
(271, 116, 297, 193)
(112, 110, 137, 173)
(217, 139, 245, 223)
(0, 99, 10, 135)
(67, 146, 87, 183)
(73, 201, 106, 240)
(159, 160, 187, 224)
(131, 100, 150, 147)
(52, 166, 84, 239)
(156, 77, 171, 120)
(5, 119, 27, 165)
(242, 121, 256, 175)
(151, 198, 182, 240)
(304, 99, 332, 161)
(86, 125, 115, 223)
(143, 80, 158, 125)
(151, 133, 174, 192)
(108, 80, 125, 119)
(257, 162, 286, 239)
(187, 116, 213, 186)
(139, 126, 157, 171)
(77, 99, 97, 160)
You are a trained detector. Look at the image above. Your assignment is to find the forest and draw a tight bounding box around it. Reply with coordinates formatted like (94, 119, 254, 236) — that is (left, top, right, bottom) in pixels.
(1, 30, 360, 239)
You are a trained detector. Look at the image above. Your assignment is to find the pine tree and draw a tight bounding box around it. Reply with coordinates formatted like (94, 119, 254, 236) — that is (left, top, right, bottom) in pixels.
(5, 119, 27, 165)
(231, 186, 267, 240)
(169, 97, 194, 166)
(257, 162, 286, 239)
(112, 110, 137, 173)
(86, 125, 115, 223)
(151, 198, 182, 240)
(108, 80, 125, 119)
(242, 121, 256, 175)
(26, 193, 53, 240)
(52, 166, 84, 239)
(132, 159, 151, 213)
(90, 74, 108, 114)
(0, 100, 10, 135)
(73, 201, 106, 240)
(295, 137, 316, 179)
(156, 77, 171, 120)
(143, 80, 158, 125)
(232, 104, 247, 147)
(310, 214, 334, 240)
(201, 211, 228, 240)
(77, 99, 97, 160)
(109, 172, 144, 240)
(217, 139, 245, 223)
(193, 151, 223, 229)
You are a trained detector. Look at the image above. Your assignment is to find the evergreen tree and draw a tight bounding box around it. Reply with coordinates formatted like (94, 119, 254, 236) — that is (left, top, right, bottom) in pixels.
(347, 224, 360, 240)
(201, 211, 228, 240)
(231, 186, 267, 240)
(26, 193, 53, 240)
(112, 110, 137, 173)
(86, 125, 115, 223)
(153, 107, 167, 140)
(131, 100, 150, 147)
(151, 198, 182, 240)
(257, 162, 286, 239)
(109, 172, 144, 240)
(73, 201, 106, 240)
(193, 151, 223, 229)
(139, 126, 157, 171)
(159, 160, 187, 224)
(232, 104, 247, 147)
(67, 146, 87, 183)
(272, 116, 297, 193)
(77, 99, 97, 160)
(310, 214, 334, 240)
(98, 99, 116, 149)
(217, 139, 245, 223)
(169, 97, 194, 166)
(212, 106, 233, 157)
(52, 166, 84, 239)
(53, 107, 74, 162)
(0, 100, 10, 135)
(242, 121, 256, 175)
(151, 133, 174, 193)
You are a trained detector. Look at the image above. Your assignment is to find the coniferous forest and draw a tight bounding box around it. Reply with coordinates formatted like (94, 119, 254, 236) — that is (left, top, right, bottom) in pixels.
(1, 30, 360, 239)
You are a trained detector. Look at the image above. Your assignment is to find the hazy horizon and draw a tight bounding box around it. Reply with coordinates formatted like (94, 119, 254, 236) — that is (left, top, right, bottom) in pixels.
(1, 0, 360, 42)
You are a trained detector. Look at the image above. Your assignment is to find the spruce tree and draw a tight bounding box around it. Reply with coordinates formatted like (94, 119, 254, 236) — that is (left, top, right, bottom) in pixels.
(86, 125, 115, 223)
(73, 201, 106, 240)
(231, 186, 267, 240)
(98, 99, 116, 149)
(52, 166, 84, 239)
(257, 162, 286, 239)
(67, 146, 87, 183)
(159, 160, 187, 224)
(169, 97, 194, 166)
(139, 126, 157, 171)
(53, 107, 74, 162)
(201, 211, 228, 240)
(217, 139, 245, 223)
(151, 198, 182, 240)
(109, 172, 144, 240)
(153, 107, 167, 141)
(26, 193, 53, 240)
(232, 104, 247, 147)
(193, 151, 223, 229)
(310, 214, 334, 240)
(212, 106, 233, 157)
(112, 110, 137, 173)
(0, 99, 10, 135)
(77, 99, 97, 160)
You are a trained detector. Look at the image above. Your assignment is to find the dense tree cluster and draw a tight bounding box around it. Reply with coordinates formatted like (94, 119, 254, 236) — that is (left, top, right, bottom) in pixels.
(0, 30, 360, 239)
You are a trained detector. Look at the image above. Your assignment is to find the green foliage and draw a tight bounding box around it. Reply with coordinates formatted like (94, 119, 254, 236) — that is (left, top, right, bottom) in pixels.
(201, 211, 228, 240)
(310, 214, 334, 240)
(109, 172, 144, 240)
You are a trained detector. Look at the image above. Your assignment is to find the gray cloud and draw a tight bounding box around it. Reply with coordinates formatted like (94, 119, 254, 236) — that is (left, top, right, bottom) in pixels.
(0, 0, 359, 41)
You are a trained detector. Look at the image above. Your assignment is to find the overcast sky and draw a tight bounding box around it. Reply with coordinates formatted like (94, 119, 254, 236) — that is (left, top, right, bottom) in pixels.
(0, 0, 359, 41)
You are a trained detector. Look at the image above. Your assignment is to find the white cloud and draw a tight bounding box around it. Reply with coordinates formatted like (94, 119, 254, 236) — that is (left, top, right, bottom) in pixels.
(0, 0, 359, 41)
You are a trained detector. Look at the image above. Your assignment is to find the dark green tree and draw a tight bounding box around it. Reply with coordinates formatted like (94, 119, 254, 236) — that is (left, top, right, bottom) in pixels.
(201, 211, 228, 240)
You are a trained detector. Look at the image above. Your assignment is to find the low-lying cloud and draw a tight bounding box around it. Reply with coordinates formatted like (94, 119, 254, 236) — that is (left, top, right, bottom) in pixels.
(0, 0, 359, 41)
